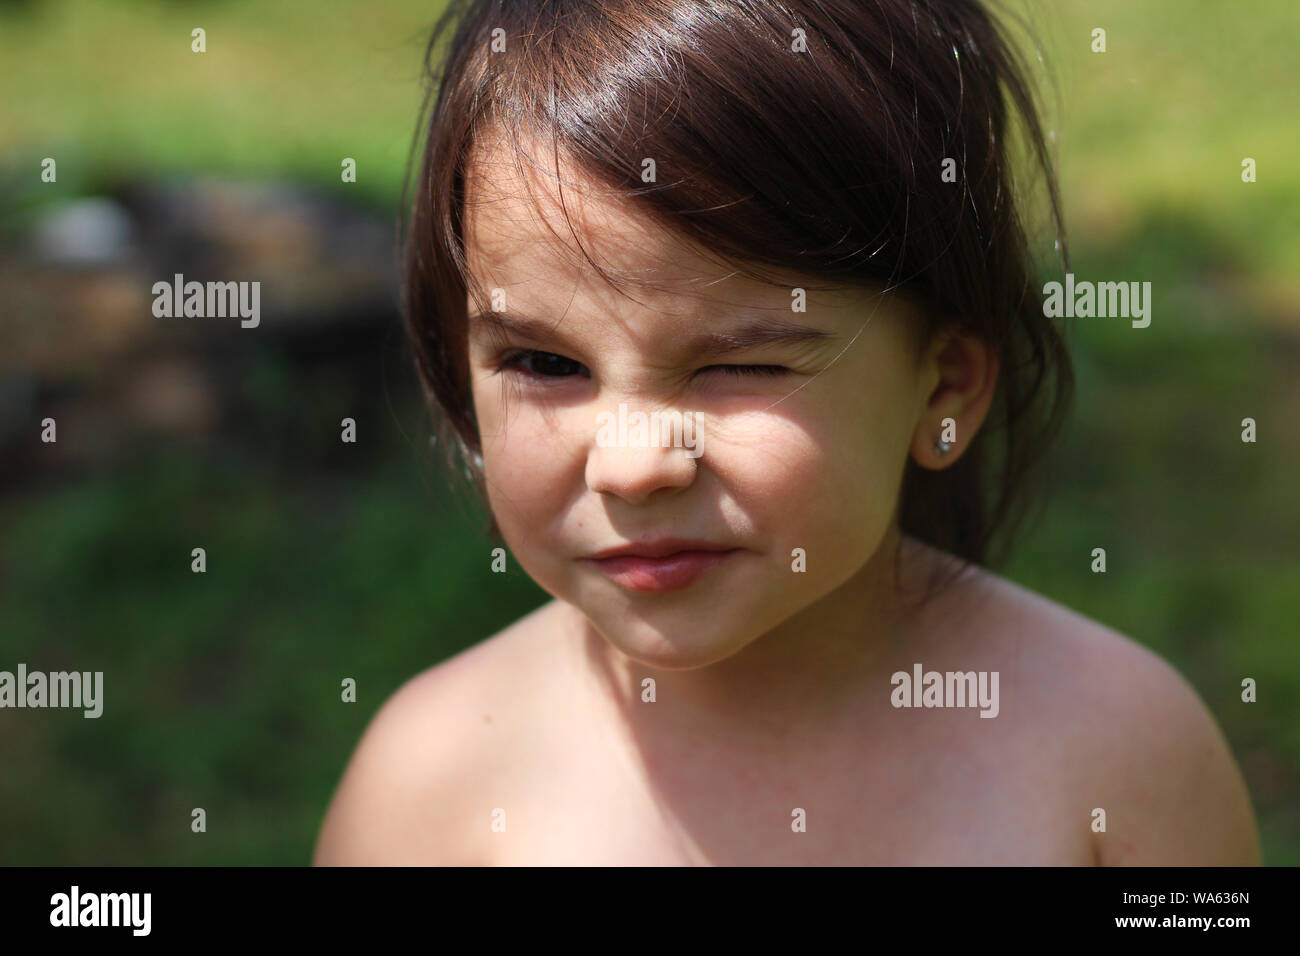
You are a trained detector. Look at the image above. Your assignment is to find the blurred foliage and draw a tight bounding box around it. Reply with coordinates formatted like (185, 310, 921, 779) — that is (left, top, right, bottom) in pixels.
(0, 0, 1297, 864)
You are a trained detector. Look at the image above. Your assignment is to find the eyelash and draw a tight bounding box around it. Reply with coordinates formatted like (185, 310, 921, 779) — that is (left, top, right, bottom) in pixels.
(494, 350, 789, 379)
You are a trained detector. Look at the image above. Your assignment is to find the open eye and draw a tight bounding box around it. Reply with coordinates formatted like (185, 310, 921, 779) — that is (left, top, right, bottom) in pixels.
(496, 350, 589, 379)
(702, 364, 790, 377)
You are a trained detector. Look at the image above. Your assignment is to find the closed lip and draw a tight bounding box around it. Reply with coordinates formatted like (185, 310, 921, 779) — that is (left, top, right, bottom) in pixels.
(588, 538, 737, 560)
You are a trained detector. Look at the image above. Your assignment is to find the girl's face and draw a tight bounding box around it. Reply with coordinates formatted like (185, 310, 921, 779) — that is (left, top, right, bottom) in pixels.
(463, 145, 939, 670)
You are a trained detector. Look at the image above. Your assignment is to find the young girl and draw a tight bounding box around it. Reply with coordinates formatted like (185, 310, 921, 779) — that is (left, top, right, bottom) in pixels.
(315, 0, 1259, 865)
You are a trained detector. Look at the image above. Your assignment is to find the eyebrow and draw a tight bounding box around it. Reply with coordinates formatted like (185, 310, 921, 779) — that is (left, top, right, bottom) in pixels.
(468, 309, 836, 359)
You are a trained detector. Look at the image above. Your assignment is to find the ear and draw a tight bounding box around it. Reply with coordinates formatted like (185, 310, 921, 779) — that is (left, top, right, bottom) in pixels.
(909, 327, 999, 470)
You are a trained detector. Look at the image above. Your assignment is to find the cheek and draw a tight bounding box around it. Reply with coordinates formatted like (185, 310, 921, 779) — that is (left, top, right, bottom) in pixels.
(742, 418, 901, 535)
(471, 379, 572, 527)
(825, 393, 914, 524)
(695, 400, 902, 557)
(728, 364, 915, 555)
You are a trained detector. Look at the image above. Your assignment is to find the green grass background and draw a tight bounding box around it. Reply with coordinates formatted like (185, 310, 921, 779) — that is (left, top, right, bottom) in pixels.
(1, 0, 1296, 864)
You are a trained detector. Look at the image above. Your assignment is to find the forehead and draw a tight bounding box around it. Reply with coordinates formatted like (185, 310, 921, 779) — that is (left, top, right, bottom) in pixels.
(461, 134, 783, 316)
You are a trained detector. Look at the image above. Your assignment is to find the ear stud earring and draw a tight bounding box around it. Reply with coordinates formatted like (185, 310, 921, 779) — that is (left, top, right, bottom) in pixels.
(933, 436, 952, 456)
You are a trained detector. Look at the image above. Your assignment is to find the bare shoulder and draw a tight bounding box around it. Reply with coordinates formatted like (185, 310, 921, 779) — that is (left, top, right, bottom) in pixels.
(942, 562, 1261, 866)
(312, 599, 565, 866)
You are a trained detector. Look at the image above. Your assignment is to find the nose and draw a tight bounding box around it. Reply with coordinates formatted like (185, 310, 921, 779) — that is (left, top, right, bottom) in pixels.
(585, 421, 699, 505)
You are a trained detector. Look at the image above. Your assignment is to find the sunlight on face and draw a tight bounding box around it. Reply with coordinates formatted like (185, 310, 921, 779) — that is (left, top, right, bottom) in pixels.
(462, 137, 931, 669)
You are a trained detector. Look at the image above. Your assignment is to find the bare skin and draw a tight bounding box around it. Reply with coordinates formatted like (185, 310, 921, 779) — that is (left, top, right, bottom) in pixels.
(313, 536, 1261, 866)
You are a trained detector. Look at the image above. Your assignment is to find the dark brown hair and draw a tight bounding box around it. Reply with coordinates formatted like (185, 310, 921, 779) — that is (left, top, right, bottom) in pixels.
(401, 0, 1072, 571)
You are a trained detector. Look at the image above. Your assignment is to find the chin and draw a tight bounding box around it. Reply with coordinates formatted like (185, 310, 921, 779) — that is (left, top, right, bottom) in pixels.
(589, 612, 758, 671)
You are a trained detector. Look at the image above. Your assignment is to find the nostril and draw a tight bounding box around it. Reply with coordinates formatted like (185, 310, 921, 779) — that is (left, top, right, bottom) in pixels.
(584, 442, 698, 505)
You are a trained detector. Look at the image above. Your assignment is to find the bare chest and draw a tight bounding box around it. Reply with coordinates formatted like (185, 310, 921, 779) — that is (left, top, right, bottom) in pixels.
(479, 709, 1091, 866)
